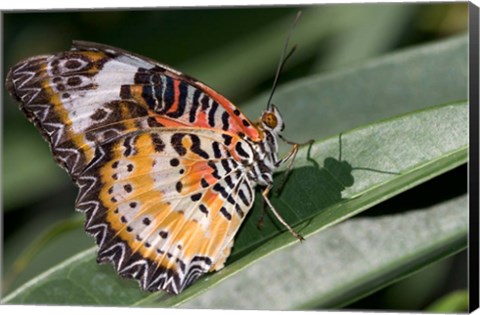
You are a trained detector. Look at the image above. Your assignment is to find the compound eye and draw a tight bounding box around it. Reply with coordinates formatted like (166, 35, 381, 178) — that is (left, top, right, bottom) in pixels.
(262, 112, 278, 129)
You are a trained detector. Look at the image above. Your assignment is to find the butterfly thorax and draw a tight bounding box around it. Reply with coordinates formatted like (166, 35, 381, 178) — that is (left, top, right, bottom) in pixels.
(243, 105, 285, 187)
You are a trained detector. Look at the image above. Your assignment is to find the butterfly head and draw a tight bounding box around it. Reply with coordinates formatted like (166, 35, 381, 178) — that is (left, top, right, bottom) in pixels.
(261, 104, 285, 134)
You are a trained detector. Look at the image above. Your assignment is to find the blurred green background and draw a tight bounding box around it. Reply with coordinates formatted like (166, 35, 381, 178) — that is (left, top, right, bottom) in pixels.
(2, 3, 469, 310)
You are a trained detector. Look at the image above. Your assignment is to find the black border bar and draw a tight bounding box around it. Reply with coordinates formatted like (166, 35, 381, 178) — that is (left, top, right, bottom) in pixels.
(469, 2, 479, 313)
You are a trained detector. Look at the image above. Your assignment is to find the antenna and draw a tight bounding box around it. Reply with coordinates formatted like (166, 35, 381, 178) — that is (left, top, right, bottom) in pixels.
(266, 11, 302, 110)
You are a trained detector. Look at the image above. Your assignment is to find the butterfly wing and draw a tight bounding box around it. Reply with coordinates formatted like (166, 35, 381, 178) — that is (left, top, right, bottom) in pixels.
(6, 41, 261, 178)
(7, 42, 264, 294)
(77, 127, 255, 293)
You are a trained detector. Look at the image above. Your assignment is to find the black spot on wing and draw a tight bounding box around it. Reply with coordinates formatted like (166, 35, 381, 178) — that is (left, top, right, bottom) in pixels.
(235, 141, 250, 158)
(199, 204, 209, 216)
(124, 184, 132, 193)
(167, 80, 188, 118)
(91, 108, 108, 121)
(190, 193, 202, 201)
(208, 160, 221, 179)
(220, 206, 232, 220)
(189, 89, 201, 123)
(176, 181, 183, 193)
(65, 59, 82, 69)
(122, 136, 137, 157)
(238, 188, 249, 206)
(212, 141, 222, 158)
(221, 111, 230, 131)
(208, 101, 219, 127)
(162, 76, 175, 114)
(200, 94, 210, 111)
(170, 158, 180, 167)
(201, 178, 209, 188)
(222, 134, 233, 146)
(190, 134, 209, 159)
(151, 133, 165, 152)
(221, 159, 232, 173)
(171, 133, 187, 156)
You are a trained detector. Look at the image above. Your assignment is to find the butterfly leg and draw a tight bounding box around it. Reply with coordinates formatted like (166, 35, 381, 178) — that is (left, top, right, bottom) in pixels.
(257, 198, 267, 230)
(277, 136, 315, 168)
(274, 138, 315, 194)
(262, 186, 305, 241)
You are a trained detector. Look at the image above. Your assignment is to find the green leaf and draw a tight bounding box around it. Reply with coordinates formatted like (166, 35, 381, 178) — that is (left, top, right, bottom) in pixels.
(425, 290, 469, 312)
(3, 216, 88, 292)
(2, 129, 67, 210)
(372, 251, 459, 310)
(3, 101, 467, 306)
(311, 3, 418, 72)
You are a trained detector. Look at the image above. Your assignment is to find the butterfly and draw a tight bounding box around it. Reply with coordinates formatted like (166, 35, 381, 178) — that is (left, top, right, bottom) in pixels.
(6, 31, 306, 294)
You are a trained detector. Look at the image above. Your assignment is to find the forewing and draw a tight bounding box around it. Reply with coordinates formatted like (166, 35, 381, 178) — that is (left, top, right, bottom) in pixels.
(6, 41, 261, 178)
(76, 127, 255, 294)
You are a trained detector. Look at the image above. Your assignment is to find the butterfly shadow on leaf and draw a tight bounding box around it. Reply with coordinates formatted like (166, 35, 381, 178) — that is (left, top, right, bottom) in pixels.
(227, 135, 357, 262)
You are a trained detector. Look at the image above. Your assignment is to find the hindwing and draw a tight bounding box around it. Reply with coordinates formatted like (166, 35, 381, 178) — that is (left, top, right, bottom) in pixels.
(76, 127, 255, 294)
